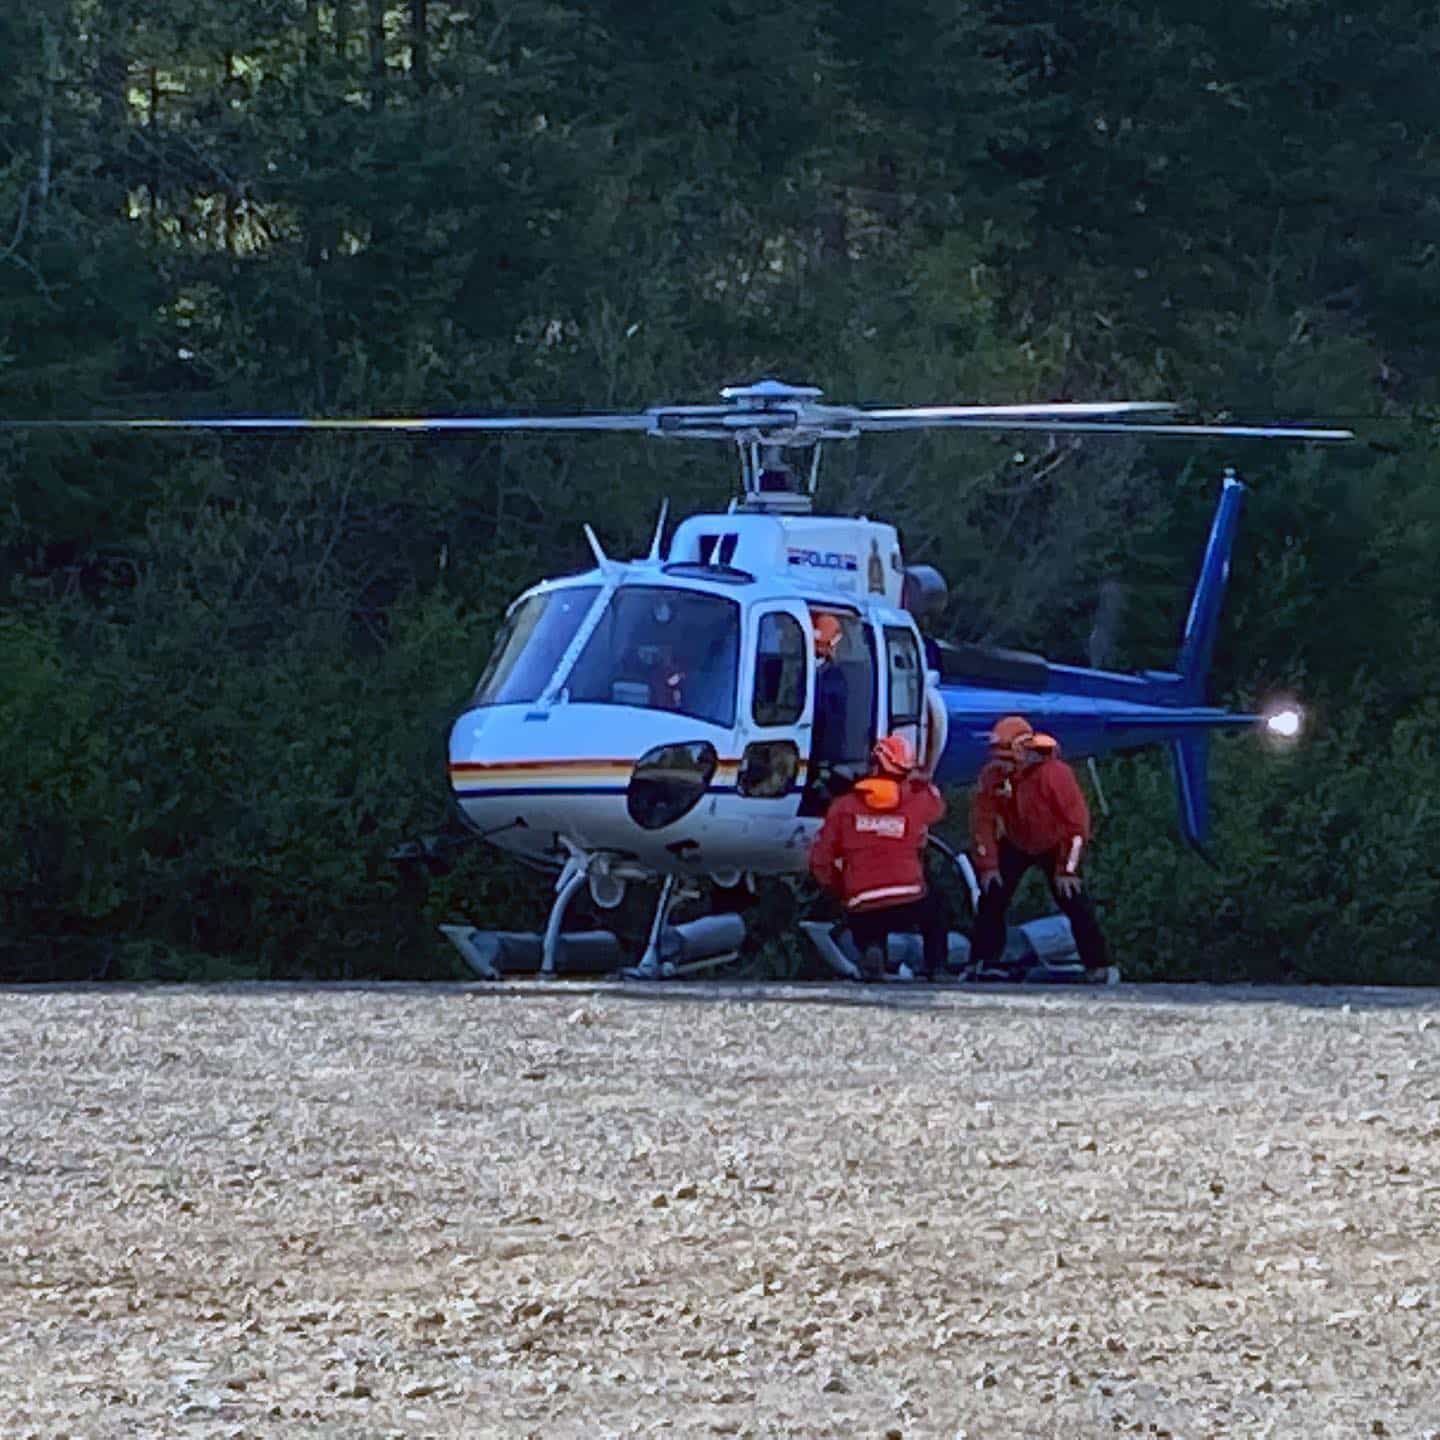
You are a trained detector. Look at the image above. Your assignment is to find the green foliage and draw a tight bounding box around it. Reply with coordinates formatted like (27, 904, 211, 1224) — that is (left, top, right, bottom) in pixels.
(2, 0, 1437, 982)
(0, 612, 123, 933)
(1090, 706, 1440, 984)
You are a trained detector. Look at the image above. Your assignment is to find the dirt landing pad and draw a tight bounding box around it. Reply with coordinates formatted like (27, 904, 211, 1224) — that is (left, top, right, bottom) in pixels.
(3, 981, 1439, 1437)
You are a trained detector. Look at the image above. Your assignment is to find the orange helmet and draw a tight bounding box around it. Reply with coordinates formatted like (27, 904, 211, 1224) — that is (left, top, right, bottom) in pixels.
(812, 612, 843, 658)
(872, 732, 915, 776)
(1027, 732, 1059, 753)
(988, 715, 1035, 752)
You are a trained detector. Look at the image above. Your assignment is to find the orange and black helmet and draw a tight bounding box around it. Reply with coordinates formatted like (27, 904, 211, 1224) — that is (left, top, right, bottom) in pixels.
(872, 732, 915, 776)
(989, 715, 1057, 759)
(988, 715, 1035, 752)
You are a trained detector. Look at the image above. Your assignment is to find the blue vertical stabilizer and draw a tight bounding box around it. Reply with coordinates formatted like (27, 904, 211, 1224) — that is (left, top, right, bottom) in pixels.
(1169, 473, 1245, 853)
(1176, 471, 1245, 703)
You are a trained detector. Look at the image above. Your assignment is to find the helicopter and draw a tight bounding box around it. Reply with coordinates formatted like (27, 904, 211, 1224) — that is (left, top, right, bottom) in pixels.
(9, 378, 1352, 980)
(423, 378, 1350, 980)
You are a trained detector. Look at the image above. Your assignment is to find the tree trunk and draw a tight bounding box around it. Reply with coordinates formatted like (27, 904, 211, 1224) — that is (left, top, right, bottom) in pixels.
(38, 14, 58, 212)
(148, 65, 159, 230)
(335, 0, 350, 59)
(818, 189, 848, 267)
(95, 0, 129, 140)
(368, 0, 386, 109)
(411, 0, 429, 94)
(306, 0, 322, 67)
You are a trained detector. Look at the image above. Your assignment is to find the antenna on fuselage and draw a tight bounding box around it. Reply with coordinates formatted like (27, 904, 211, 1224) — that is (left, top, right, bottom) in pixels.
(584, 523, 620, 577)
(646, 499, 669, 562)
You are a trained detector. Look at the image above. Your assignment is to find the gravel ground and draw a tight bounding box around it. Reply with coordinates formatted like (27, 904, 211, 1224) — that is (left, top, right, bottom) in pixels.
(3, 980, 1440, 1438)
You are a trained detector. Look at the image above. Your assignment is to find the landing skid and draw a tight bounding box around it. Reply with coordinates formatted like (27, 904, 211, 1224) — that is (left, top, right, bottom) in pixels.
(797, 913, 1116, 985)
(441, 848, 747, 981)
(440, 919, 1117, 985)
(439, 839, 1107, 985)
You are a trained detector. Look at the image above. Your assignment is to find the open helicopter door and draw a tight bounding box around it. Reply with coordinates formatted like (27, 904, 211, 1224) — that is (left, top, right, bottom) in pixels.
(800, 605, 879, 815)
(735, 601, 815, 819)
(879, 615, 928, 768)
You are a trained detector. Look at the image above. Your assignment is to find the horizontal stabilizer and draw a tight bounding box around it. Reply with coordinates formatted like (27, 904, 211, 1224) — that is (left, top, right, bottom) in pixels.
(1104, 711, 1257, 732)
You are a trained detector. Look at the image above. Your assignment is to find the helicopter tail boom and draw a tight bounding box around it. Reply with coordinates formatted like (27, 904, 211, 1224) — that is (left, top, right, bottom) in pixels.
(936, 472, 1259, 852)
(1115, 472, 1246, 851)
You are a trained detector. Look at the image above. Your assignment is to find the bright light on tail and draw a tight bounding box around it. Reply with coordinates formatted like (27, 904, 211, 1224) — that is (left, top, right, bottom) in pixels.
(1263, 701, 1306, 743)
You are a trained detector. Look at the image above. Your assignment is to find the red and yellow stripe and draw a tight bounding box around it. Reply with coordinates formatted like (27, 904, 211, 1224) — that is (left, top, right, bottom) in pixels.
(450, 758, 635, 788)
(449, 755, 789, 792)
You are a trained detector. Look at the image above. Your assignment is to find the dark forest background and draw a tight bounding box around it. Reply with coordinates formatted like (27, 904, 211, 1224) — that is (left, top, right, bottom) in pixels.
(3, 0, 1437, 983)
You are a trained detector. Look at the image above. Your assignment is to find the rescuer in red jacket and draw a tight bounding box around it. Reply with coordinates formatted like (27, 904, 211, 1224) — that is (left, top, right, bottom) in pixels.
(969, 714, 1113, 981)
(808, 733, 949, 980)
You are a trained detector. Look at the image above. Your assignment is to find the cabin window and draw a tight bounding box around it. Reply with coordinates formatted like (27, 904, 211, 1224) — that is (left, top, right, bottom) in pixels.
(566, 585, 740, 728)
(885, 626, 923, 727)
(751, 611, 807, 726)
(473, 585, 601, 706)
(737, 740, 800, 798)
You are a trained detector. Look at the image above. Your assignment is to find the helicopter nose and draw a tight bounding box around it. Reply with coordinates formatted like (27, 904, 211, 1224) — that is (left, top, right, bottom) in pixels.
(449, 707, 606, 792)
(447, 705, 728, 855)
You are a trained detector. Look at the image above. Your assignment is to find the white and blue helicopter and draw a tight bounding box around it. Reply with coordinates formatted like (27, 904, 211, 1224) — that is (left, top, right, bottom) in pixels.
(416, 378, 1346, 980)
(20, 379, 1349, 979)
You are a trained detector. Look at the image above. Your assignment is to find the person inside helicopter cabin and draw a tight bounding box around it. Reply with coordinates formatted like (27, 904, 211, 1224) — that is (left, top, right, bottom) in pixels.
(810, 611, 850, 766)
(968, 714, 1115, 983)
(637, 641, 685, 711)
(808, 732, 950, 981)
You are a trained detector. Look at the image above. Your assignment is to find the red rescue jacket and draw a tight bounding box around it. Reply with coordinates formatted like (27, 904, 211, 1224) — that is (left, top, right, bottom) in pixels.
(808, 776, 945, 912)
(970, 753, 1091, 876)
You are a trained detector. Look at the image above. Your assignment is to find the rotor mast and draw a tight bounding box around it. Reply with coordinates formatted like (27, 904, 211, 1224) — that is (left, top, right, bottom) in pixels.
(714, 380, 832, 514)
(737, 439, 824, 514)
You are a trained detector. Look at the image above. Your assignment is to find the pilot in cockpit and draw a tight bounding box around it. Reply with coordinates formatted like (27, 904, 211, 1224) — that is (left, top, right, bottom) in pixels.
(626, 596, 685, 711)
(635, 641, 685, 710)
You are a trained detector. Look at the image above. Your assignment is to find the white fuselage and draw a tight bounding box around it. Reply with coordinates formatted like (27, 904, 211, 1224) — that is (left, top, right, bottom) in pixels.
(448, 509, 936, 886)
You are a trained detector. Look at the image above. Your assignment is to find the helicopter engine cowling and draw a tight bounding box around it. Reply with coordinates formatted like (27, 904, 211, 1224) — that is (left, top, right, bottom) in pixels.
(902, 564, 948, 623)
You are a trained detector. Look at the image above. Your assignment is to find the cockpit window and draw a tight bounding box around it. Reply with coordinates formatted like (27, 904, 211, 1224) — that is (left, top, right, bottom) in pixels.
(472, 585, 600, 706)
(566, 586, 740, 728)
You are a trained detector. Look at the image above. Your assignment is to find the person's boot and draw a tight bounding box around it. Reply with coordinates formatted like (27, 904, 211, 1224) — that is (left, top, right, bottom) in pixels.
(860, 944, 885, 982)
(973, 952, 1024, 981)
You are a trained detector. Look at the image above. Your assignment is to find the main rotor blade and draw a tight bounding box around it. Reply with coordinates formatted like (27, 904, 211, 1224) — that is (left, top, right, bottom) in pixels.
(0, 397, 1354, 443)
(850, 401, 1181, 421)
(0, 412, 663, 433)
(849, 417, 1356, 441)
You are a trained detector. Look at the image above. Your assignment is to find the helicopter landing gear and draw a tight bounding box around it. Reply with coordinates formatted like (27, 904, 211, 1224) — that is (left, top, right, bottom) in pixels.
(536, 844, 747, 979)
(539, 844, 651, 977)
(620, 875, 749, 981)
(621, 874, 683, 981)
(540, 854, 589, 978)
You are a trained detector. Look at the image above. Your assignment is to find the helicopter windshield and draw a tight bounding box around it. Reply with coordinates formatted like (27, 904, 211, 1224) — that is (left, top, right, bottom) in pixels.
(565, 585, 739, 727)
(473, 585, 602, 706)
